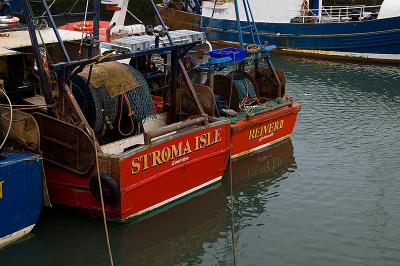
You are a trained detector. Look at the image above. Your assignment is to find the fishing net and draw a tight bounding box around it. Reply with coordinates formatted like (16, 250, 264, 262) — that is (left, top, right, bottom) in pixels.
(123, 65, 156, 121)
(229, 97, 287, 124)
(233, 78, 257, 99)
(80, 62, 139, 97)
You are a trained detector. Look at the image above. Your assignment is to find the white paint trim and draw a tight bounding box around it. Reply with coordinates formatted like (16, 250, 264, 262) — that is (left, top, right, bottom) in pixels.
(0, 224, 35, 249)
(280, 48, 400, 62)
(126, 175, 223, 220)
(231, 135, 291, 160)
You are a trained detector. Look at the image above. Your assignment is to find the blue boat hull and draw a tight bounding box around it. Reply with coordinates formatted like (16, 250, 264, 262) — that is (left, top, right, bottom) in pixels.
(0, 152, 42, 248)
(201, 15, 400, 61)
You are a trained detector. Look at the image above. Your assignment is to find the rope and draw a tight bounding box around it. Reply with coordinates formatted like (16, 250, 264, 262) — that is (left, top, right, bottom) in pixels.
(205, 0, 218, 35)
(64, 0, 80, 14)
(114, 0, 143, 24)
(229, 155, 238, 266)
(88, 127, 114, 266)
(117, 93, 135, 137)
(79, 0, 91, 58)
(41, 0, 56, 16)
(0, 89, 13, 151)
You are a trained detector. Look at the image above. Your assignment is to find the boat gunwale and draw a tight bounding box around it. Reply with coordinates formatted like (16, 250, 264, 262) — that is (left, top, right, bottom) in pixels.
(99, 117, 230, 160)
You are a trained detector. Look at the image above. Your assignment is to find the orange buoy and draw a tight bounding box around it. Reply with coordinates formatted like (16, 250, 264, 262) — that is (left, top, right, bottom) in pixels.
(72, 21, 93, 33)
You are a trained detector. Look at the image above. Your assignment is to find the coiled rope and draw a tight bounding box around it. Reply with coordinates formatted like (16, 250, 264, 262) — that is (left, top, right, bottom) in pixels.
(0, 89, 12, 151)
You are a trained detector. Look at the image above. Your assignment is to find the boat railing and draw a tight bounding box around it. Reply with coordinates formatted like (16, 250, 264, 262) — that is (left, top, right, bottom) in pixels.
(291, 4, 381, 23)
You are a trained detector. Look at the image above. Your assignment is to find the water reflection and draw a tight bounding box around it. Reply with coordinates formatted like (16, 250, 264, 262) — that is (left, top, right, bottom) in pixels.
(229, 139, 296, 223)
(0, 139, 297, 266)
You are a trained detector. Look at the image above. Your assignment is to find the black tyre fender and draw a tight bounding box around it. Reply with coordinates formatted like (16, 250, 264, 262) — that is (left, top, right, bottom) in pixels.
(89, 172, 120, 205)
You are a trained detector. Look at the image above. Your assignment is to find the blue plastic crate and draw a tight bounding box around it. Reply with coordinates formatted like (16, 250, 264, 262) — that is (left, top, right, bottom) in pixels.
(209, 47, 247, 61)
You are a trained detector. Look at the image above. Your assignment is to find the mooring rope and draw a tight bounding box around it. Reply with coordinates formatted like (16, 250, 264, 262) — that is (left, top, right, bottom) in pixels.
(114, 0, 143, 24)
(229, 155, 238, 266)
(41, 0, 56, 16)
(89, 128, 114, 266)
(205, 0, 218, 35)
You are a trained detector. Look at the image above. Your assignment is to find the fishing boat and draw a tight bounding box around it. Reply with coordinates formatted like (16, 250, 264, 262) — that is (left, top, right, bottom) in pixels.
(166, 0, 301, 159)
(5, 0, 230, 222)
(0, 151, 43, 248)
(0, 84, 43, 248)
(62, 0, 301, 159)
(179, 44, 301, 159)
(159, 0, 400, 63)
(59, 0, 145, 42)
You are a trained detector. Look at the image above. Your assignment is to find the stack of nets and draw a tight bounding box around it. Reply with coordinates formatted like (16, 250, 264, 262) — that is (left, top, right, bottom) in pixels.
(72, 62, 156, 138)
(123, 65, 156, 121)
(230, 97, 287, 124)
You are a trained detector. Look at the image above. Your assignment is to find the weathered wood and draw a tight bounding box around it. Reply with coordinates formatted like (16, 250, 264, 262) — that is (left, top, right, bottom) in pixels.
(157, 5, 201, 31)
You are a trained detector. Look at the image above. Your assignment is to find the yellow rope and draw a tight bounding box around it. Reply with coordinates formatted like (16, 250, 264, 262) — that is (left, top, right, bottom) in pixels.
(229, 153, 238, 265)
(89, 128, 114, 266)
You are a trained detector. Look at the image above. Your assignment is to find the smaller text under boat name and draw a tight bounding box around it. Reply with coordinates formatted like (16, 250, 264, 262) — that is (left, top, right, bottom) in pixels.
(248, 119, 284, 141)
(131, 129, 222, 174)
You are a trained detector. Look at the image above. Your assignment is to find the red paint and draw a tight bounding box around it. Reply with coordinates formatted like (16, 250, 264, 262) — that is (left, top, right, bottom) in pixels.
(58, 21, 110, 42)
(105, 6, 122, 11)
(151, 96, 164, 113)
(230, 102, 301, 157)
(44, 123, 230, 221)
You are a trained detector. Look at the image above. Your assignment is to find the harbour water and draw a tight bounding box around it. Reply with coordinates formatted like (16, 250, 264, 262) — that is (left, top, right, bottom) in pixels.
(0, 54, 399, 265)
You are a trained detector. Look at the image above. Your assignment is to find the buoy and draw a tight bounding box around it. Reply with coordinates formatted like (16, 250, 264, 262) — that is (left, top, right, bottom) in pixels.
(0, 16, 19, 27)
(72, 21, 94, 33)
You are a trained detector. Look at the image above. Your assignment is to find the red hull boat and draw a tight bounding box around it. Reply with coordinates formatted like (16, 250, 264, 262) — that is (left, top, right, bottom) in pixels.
(230, 102, 301, 158)
(39, 116, 230, 221)
(14, 0, 233, 222)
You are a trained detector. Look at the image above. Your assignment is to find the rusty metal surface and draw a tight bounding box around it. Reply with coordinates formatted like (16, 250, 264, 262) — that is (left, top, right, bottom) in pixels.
(33, 112, 96, 176)
(178, 84, 216, 116)
(4, 110, 41, 152)
(248, 67, 287, 99)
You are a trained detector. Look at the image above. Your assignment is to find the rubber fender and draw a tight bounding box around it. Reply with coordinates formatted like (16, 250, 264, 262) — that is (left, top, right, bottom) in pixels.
(89, 172, 120, 205)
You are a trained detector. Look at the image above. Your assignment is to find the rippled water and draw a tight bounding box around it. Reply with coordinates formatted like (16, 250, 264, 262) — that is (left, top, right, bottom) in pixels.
(1, 55, 400, 266)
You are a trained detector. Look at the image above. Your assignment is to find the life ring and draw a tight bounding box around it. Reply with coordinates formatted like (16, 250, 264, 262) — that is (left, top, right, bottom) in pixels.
(89, 172, 120, 205)
(73, 21, 93, 33)
(0, 16, 19, 23)
(0, 16, 19, 27)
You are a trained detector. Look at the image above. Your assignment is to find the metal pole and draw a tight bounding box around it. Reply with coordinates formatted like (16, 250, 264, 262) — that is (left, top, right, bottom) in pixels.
(150, 0, 173, 45)
(40, 0, 71, 62)
(234, 0, 244, 48)
(92, 0, 100, 47)
(170, 49, 178, 123)
(20, 0, 54, 104)
(89, 0, 101, 58)
(245, 0, 261, 45)
(241, 0, 255, 45)
(318, 0, 323, 22)
(266, 57, 282, 98)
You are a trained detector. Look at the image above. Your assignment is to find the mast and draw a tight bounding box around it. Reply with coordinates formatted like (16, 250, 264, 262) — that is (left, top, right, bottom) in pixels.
(108, 0, 129, 26)
(318, 0, 322, 22)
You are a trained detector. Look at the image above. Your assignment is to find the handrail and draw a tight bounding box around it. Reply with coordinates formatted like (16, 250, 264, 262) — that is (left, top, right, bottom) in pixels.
(290, 4, 381, 23)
